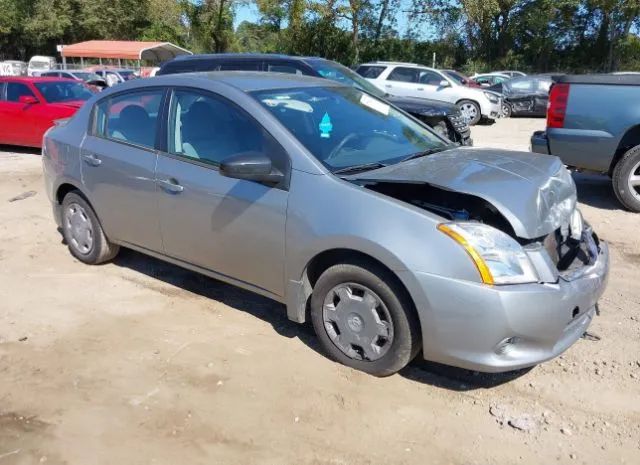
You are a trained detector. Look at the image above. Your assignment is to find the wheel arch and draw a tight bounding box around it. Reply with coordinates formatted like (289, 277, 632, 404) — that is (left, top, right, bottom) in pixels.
(286, 248, 418, 325)
(609, 124, 640, 175)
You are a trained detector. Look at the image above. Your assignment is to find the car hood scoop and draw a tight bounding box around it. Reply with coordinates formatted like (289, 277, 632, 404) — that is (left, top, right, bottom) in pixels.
(346, 147, 577, 239)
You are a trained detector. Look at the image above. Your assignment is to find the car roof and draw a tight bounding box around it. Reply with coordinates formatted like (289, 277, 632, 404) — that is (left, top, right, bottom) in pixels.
(0, 76, 73, 82)
(129, 71, 340, 92)
(168, 53, 326, 63)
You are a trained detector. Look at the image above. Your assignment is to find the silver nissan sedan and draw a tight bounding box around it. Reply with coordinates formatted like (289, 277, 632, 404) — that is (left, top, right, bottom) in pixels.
(42, 72, 609, 376)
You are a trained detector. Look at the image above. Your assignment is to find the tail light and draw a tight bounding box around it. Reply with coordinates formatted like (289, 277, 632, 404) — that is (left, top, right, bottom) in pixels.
(547, 83, 570, 128)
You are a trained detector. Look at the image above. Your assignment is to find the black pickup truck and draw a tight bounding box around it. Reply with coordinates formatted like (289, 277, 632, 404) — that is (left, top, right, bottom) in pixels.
(531, 74, 640, 211)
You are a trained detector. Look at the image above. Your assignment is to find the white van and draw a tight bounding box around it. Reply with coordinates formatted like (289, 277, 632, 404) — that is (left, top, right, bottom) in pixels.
(27, 56, 57, 76)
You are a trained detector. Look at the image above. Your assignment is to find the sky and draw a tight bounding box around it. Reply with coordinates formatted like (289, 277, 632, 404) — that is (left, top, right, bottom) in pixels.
(233, 1, 420, 37)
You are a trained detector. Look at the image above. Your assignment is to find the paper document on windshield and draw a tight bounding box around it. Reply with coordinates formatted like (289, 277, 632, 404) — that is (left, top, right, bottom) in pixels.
(360, 94, 390, 116)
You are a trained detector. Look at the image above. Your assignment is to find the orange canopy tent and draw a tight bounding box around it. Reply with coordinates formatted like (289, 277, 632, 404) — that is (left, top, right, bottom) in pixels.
(60, 40, 192, 63)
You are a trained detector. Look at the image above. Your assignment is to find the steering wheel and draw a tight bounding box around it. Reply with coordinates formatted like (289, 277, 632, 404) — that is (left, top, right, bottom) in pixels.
(326, 131, 400, 161)
(326, 132, 360, 160)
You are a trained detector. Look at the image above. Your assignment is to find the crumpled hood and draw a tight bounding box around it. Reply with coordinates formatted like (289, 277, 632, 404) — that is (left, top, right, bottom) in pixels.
(385, 95, 457, 117)
(50, 100, 86, 110)
(348, 147, 577, 239)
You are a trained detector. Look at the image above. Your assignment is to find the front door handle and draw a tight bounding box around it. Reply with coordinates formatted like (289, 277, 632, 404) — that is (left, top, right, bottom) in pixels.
(384, 84, 392, 88)
(416, 87, 424, 91)
(82, 153, 102, 166)
(157, 178, 184, 193)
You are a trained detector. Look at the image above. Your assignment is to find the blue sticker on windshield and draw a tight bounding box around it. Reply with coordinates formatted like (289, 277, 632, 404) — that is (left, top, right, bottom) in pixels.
(319, 112, 333, 138)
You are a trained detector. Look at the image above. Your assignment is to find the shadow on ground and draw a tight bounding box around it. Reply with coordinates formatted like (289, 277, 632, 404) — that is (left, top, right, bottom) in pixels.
(109, 247, 531, 391)
(573, 171, 621, 210)
(0, 145, 41, 155)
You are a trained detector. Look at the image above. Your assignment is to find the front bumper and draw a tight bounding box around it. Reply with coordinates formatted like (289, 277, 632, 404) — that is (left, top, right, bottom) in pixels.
(403, 240, 609, 373)
(480, 99, 502, 120)
(531, 130, 550, 154)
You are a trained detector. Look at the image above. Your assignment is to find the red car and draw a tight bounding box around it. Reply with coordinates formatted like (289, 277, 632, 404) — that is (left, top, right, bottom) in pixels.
(0, 77, 94, 148)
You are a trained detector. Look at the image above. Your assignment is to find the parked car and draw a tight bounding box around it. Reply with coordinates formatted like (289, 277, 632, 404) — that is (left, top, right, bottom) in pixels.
(494, 75, 557, 117)
(493, 70, 526, 78)
(531, 74, 640, 212)
(357, 62, 501, 125)
(0, 77, 94, 147)
(471, 73, 511, 87)
(40, 70, 108, 91)
(94, 69, 138, 87)
(28, 56, 57, 76)
(43, 73, 608, 376)
(158, 54, 471, 145)
(0, 60, 28, 76)
(441, 69, 482, 88)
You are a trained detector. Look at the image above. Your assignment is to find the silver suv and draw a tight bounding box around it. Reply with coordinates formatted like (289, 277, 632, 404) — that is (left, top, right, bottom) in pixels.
(357, 62, 502, 125)
(43, 73, 609, 376)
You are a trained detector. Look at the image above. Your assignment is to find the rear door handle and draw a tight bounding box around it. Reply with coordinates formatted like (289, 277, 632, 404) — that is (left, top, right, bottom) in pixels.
(82, 153, 102, 166)
(384, 84, 392, 88)
(416, 87, 424, 91)
(157, 178, 184, 193)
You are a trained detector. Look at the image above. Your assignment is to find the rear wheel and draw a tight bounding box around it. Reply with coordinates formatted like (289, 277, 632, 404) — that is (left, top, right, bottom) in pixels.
(61, 192, 120, 264)
(310, 261, 421, 377)
(457, 100, 481, 126)
(612, 145, 640, 212)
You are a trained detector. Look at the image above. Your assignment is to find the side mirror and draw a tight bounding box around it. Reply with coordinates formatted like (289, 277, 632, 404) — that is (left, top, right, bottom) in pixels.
(439, 80, 451, 88)
(19, 95, 38, 105)
(219, 152, 284, 184)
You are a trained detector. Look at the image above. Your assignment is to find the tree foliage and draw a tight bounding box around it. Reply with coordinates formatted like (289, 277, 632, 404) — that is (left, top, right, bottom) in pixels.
(0, 0, 638, 72)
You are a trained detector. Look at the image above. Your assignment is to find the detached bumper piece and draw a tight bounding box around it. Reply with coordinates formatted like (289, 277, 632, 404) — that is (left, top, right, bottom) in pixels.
(447, 112, 472, 146)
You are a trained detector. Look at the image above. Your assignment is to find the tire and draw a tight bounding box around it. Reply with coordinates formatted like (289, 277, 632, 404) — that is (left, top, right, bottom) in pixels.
(501, 102, 512, 118)
(61, 191, 120, 264)
(612, 145, 640, 212)
(310, 260, 422, 377)
(457, 100, 481, 126)
(431, 121, 449, 140)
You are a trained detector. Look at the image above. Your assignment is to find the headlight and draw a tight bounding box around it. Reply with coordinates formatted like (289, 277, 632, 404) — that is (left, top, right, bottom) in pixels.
(484, 91, 499, 103)
(437, 222, 539, 285)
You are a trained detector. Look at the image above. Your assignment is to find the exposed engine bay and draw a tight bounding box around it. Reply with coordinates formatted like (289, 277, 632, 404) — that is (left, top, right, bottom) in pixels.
(359, 180, 599, 276)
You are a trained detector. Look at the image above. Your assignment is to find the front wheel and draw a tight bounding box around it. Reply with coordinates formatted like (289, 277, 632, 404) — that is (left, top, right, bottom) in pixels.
(61, 192, 120, 264)
(310, 261, 421, 377)
(458, 100, 481, 126)
(612, 145, 640, 212)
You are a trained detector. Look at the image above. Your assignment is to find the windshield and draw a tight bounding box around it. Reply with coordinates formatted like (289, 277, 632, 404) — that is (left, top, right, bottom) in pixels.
(72, 72, 102, 82)
(308, 60, 387, 99)
(252, 86, 447, 172)
(35, 81, 94, 103)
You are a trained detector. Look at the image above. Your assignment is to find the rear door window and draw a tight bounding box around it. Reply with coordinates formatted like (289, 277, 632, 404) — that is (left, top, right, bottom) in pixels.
(218, 60, 262, 71)
(6, 83, 36, 102)
(266, 62, 304, 75)
(93, 89, 165, 149)
(386, 67, 419, 83)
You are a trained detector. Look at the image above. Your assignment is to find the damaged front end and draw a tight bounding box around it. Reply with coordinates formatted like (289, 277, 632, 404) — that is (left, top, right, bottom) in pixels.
(345, 149, 601, 284)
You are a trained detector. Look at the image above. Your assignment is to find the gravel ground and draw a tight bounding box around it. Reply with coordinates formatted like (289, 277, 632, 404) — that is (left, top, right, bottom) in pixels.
(0, 118, 638, 465)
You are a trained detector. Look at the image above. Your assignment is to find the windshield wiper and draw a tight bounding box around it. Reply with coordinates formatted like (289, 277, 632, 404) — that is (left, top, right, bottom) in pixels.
(332, 162, 387, 175)
(400, 146, 450, 163)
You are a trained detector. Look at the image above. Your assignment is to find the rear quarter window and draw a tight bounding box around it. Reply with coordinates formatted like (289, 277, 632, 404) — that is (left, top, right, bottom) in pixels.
(356, 65, 386, 78)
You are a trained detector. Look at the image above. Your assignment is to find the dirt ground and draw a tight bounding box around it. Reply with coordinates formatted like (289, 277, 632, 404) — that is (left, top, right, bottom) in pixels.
(0, 118, 638, 465)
